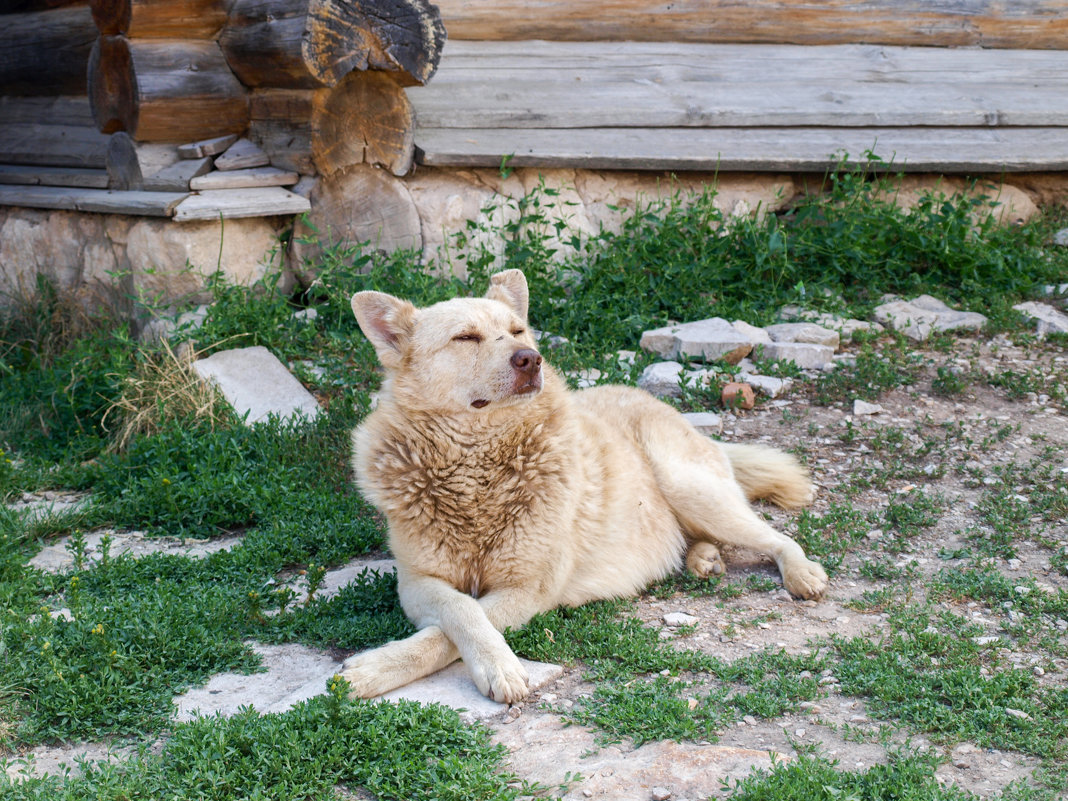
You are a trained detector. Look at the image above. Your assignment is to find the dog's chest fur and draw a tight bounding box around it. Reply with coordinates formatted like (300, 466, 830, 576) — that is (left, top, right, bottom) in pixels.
(355, 397, 573, 593)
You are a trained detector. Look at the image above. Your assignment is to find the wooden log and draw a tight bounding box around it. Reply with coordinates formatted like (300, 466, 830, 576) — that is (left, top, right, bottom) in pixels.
(434, 0, 1068, 50)
(90, 0, 228, 38)
(0, 0, 84, 14)
(0, 5, 97, 95)
(88, 36, 249, 143)
(0, 124, 110, 168)
(105, 132, 178, 189)
(0, 96, 95, 127)
(220, 0, 445, 89)
(248, 72, 414, 178)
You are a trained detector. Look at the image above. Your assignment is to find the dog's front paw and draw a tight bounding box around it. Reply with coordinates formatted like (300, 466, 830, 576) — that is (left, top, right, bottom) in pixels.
(468, 651, 530, 704)
(783, 557, 829, 600)
(341, 650, 395, 699)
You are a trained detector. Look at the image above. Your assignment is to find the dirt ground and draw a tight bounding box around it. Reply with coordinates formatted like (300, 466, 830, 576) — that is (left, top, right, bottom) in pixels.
(488, 332, 1068, 801)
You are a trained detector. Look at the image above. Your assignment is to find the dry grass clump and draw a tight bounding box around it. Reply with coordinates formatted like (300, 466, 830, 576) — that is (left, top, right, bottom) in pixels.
(103, 339, 232, 452)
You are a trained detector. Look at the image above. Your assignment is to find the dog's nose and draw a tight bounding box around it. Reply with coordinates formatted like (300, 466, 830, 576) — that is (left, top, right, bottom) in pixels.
(510, 348, 542, 375)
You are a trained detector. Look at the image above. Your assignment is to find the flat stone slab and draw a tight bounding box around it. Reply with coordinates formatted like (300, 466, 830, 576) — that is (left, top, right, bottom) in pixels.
(873, 295, 987, 341)
(381, 659, 565, 723)
(640, 318, 753, 364)
(638, 361, 684, 397)
(173, 643, 343, 721)
(1013, 301, 1068, 335)
(192, 345, 321, 424)
(29, 529, 243, 573)
(682, 412, 723, 435)
(495, 713, 783, 801)
(173, 640, 562, 724)
(760, 341, 835, 369)
(765, 321, 840, 349)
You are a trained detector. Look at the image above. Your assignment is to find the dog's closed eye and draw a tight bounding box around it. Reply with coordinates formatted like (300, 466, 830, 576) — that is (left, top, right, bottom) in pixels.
(511, 328, 526, 337)
(452, 332, 483, 343)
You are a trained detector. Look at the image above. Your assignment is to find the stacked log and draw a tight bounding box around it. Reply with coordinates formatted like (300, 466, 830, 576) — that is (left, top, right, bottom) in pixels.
(0, 4, 97, 95)
(88, 36, 248, 142)
(91, 0, 228, 38)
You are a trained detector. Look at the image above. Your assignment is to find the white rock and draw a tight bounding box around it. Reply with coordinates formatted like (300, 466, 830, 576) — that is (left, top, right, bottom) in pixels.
(663, 612, 699, 627)
(873, 296, 987, 341)
(1052, 228, 1068, 247)
(638, 361, 685, 397)
(640, 318, 753, 364)
(764, 322, 840, 349)
(731, 320, 772, 345)
(760, 342, 835, 370)
(853, 399, 885, 416)
(651, 788, 672, 801)
(737, 372, 792, 398)
(1012, 301, 1068, 336)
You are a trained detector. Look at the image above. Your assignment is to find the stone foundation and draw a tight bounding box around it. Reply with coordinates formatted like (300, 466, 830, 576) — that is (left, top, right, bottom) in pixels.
(1, 169, 1064, 323)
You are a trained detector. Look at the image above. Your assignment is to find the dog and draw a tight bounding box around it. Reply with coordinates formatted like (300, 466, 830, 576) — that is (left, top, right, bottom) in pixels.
(341, 269, 827, 704)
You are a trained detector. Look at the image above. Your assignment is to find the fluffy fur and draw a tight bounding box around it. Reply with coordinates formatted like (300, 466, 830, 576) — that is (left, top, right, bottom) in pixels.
(342, 270, 828, 703)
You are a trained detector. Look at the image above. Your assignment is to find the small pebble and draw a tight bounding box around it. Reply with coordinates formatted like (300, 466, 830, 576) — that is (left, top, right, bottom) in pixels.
(651, 787, 672, 801)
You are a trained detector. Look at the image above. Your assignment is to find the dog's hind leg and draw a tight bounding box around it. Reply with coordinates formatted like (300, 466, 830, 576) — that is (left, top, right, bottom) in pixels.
(639, 416, 827, 599)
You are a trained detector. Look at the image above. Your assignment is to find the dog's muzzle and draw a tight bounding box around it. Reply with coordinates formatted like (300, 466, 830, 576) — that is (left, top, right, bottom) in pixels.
(511, 348, 543, 395)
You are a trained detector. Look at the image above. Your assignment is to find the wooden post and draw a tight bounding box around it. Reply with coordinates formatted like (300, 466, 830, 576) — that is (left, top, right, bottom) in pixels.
(89, 0, 228, 38)
(221, 0, 446, 89)
(89, 35, 249, 142)
(0, 5, 97, 95)
(248, 71, 414, 178)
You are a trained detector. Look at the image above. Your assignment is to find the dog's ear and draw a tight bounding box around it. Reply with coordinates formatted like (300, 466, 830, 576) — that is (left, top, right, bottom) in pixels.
(350, 291, 417, 369)
(485, 269, 529, 321)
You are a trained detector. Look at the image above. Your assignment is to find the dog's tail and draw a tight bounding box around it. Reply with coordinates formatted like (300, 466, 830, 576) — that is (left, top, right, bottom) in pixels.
(720, 442, 814, 509)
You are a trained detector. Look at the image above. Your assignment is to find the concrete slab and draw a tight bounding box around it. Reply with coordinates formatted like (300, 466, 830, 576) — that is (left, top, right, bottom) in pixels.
(192, 345, 321, 424)
(381, 659, 565, 723)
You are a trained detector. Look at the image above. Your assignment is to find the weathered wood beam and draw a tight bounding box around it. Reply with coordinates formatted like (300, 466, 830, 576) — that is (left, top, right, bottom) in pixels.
(0, 164, 109, 189)
(89, 0, 228, 38)
(0, 5, 97, 95)
(220, 0, 446, 89)
(0, 184, 187, 215)
(88, 36, 249, 142)
(434, 0, 1068, 50)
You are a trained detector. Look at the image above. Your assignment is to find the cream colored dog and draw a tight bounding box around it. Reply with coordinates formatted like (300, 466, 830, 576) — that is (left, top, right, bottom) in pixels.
(342, 269, 827, 704)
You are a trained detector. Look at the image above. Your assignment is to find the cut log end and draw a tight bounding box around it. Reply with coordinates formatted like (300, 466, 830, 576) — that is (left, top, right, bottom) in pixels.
(312, 71, 414, 177)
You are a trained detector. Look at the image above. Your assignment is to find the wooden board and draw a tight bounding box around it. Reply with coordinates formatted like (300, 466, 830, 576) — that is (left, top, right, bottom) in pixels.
(143, 156, 213, 191)
(0, 185, 187, 215)
(0, 164, 109, 188)
(414, 127, 1068, 173)
(214, 138, 270, 171)
(173, 187, 311, 220)
(190, 167, 300, 190)
(408, 42, 1068, 130)
(0, 95, 95, 126)
(433, 0, 1068, 50)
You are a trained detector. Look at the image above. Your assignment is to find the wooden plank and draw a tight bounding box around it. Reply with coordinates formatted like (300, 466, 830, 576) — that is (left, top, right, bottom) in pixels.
(0, 185, 187, 215)
(178, 134, 238, 159)
(414, 127, 1068, 173)
(410, 79, 1068, 129)
(214, 138, 270, 171)
(434, 0, 1068, 50)
(143, 156, 213, 191)
(190, 167, 299, 190)
(173, 187, 311, 220)
(0, 124, 110, 168)
(0, 164, 109, 188)
(430, 40, 1068, 87)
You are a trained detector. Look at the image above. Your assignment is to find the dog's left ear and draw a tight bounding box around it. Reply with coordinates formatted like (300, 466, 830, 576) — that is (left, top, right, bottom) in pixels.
(485, 269, 529, 321)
